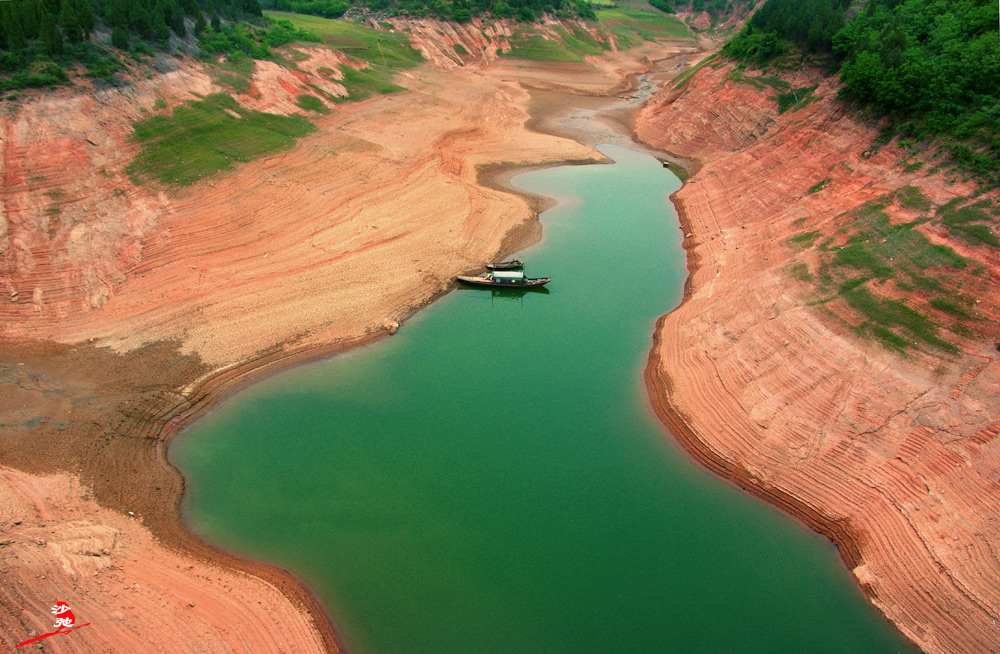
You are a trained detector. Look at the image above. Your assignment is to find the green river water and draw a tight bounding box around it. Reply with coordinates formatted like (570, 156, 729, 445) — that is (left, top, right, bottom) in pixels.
(171, 145, 919, 654)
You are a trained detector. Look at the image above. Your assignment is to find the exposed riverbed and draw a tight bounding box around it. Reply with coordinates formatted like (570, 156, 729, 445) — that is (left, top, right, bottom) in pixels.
(172, 144, 917, 654)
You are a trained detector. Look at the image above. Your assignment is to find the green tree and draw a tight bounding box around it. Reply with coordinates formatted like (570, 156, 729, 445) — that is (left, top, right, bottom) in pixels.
(74, 0, 95, 38)
(153, 9, 170, 42)
(194, 10, 208, 36)
(41, 13, 64, 56)
(106, 0, 129, 29)
(169, 2, 186, 36)
(59, 0, 83, 43)
(8, 18, 28, 51)
(130, 0, 154, 38)
(111, 24, 129, 48)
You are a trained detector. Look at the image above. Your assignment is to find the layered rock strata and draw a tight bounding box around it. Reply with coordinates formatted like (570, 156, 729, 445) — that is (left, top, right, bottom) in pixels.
(638, 61, 1000, 653)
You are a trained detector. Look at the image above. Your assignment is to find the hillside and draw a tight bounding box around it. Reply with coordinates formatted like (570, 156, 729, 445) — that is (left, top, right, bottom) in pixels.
(638, 52, 1000, 654)
(725, 0, 1000, 184)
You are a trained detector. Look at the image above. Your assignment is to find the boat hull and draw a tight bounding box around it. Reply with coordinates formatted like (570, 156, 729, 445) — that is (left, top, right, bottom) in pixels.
(485, 260, 524, 270)
(456, 275, 550, 288)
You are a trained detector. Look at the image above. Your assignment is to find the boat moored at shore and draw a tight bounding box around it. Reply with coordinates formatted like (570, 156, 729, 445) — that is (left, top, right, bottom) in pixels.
(456, 269, 550, 288)
(486, 259, 524, 270)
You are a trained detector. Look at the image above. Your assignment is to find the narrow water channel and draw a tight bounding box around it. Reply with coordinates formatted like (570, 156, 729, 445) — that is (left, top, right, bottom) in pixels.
(171, 145, 918, 654)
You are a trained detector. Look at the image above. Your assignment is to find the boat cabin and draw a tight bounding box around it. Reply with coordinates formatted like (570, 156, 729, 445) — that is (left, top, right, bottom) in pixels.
(491, 270, 527, 285)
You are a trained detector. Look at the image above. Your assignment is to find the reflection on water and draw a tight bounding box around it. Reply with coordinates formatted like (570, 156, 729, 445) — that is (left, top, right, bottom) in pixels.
(456, 285, 552, 306)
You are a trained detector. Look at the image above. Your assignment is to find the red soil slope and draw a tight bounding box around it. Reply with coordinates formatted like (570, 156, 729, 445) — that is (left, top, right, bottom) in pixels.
(637, 61, 1000, 653)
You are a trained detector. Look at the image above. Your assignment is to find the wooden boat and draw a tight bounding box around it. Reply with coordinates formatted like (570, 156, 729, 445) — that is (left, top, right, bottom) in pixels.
(485, 259, 524, 270)
(456, 269, 549, 288)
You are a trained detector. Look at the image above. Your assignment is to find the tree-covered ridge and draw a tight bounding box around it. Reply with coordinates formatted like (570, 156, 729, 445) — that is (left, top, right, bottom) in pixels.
(260, 0, 596, 24)
(724, 0, 1000, 183)
(0, 0, 275, 91)
(836, 0, 999, 143)
(723, 0, 850, 61)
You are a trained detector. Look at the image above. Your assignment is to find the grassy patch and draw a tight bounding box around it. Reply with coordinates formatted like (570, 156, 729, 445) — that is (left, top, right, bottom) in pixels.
(571, 27, 610, 52)
(952, 222, 1000, 247)
(266, 13, 421, 69)
(839, 276, 870, 294)
(502, 30, 584, 62)
(264, 12, 420, 99)
(930, 298, 970, 319)
(842, 286, 957, 353)
(789, 230, 819, 247)
(791, 197, 979, 355)
(671, 53, 719, 90)
(127, 93, 315, 186)
(856, 321, 910, 353)
(597, 6, 693, 44)
(726, 67, 798, 95)
(777, 85, 816, 113)
(335, 64, 404, 101)
(500, 24, 614, 62)
(453, 43, 468, 55)
(900, 266, 944, 292)
(210, 56, 256, 95)
(296, 93, 330, 113)
(788, 262, 812, 282)
(894, 185, 931, 211)
(663, 160, 688, 181)
(834, 242, 893, 277)
(806, 178, 831, 194)
(938, 200, 1000, 247)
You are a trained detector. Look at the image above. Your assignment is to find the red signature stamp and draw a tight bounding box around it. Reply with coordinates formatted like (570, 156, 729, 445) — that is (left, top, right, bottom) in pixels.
(16, 602, 90, 648)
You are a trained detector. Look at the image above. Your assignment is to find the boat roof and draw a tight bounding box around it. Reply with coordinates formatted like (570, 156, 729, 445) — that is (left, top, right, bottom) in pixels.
(492, 270, 525, 279)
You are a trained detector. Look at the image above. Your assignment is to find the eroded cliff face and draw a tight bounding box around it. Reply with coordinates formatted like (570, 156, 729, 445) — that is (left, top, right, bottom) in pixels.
(0, 46, 354, 341)
(638, 61, 1000, 653)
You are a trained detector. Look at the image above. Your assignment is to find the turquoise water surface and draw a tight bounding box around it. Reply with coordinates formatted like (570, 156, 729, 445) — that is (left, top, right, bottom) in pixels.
(171, 145, 918, 654)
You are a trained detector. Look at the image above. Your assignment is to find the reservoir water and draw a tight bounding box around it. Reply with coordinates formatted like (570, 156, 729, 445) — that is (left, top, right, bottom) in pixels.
(171, 145, 918, 654)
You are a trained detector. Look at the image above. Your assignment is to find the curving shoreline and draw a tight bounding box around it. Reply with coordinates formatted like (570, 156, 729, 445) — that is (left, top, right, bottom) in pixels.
(642, 190, 871, 584)
(0, 39, 689, 651)
(635, 59, 1000, 654)
(151, 59, 669, 652)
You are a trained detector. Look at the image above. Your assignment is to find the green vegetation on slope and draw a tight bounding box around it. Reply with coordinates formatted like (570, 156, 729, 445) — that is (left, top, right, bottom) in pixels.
(725, 0, 849, 61)
(596, 5, 692, 49)
(785, 190, 993, 354)
(501, 25, 608, 62)
(836, 0, 1000, 181)
(269, 12, 420, 68)
(0, 0, 266, 89)
(645, 0, 742, 16)
(723, 0, 1000, 184)
(126, 93, 316, 185)
(264, 11, 419, 98)
(0, 0, 322, 93)
(260, 0, 597, 23)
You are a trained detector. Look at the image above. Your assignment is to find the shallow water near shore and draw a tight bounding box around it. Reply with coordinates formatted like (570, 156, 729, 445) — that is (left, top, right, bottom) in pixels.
(172, 145, 918, 654)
